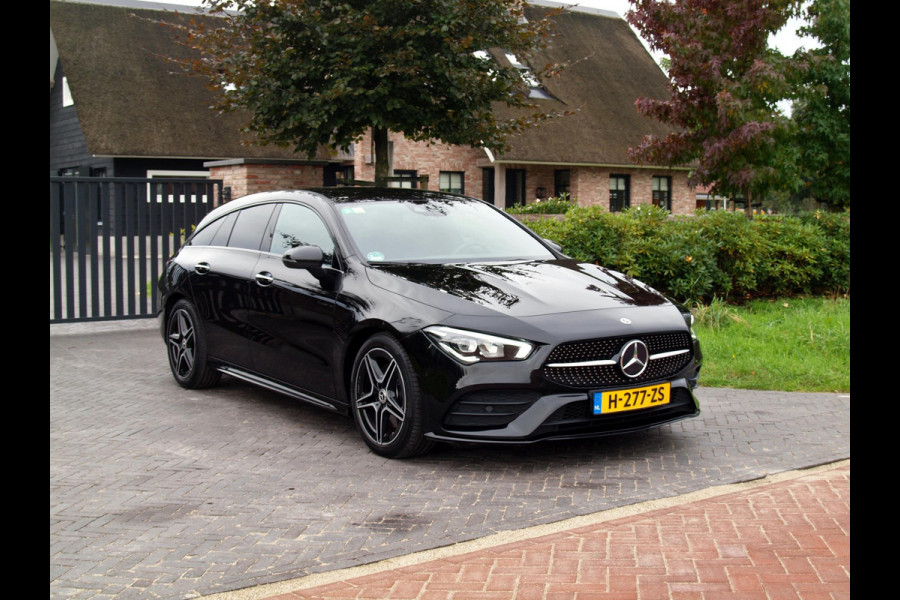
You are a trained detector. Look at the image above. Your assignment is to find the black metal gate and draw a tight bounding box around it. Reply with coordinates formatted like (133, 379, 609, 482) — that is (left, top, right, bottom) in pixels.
(50, 177, 223, 323)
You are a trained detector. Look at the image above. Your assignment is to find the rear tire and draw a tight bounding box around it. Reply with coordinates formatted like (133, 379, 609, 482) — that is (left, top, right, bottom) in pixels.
(350, 334, 434, 458)
(166, 299, 221, 389)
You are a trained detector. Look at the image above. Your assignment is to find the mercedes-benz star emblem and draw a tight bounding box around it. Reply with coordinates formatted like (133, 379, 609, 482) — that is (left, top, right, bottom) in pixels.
(619, 339, 649, 378)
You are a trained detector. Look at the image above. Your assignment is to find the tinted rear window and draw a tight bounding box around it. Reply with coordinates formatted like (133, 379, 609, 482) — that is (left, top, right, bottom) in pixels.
(227, 204, 275, 251)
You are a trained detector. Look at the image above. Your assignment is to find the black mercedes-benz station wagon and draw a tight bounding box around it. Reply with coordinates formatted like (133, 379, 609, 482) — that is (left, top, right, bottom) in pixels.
(158, 188, 702, 458)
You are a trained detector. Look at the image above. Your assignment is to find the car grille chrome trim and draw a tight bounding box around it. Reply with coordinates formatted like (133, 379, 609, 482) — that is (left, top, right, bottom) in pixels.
(545, 358, 617, 368)
(541, 332, 693, 388)
(545, 348, 689, 368)
(649, 348, 690, 360)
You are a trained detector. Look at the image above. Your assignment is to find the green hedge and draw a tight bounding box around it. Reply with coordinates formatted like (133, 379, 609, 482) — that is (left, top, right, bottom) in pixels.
(517, 205, 850, 305)
(505, 194, 574, 214)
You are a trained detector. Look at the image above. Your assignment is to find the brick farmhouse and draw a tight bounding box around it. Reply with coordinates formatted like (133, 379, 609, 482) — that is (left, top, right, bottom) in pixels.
(51, 0, 703, 214)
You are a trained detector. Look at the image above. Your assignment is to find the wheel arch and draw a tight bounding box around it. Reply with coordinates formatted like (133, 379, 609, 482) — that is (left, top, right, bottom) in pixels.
(159, 290, 189, 331)
(339, 321, 412, 412)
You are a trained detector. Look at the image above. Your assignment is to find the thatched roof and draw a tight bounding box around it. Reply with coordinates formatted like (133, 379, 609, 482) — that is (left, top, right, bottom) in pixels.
(49, 0, 315, 160)
(50, 0, 677, 167)
(494, 3, 675, 166)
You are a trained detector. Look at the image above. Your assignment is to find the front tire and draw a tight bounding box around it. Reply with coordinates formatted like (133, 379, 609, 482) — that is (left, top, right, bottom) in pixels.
(166, 299, 221, 389)
(350, 334, 434, 458)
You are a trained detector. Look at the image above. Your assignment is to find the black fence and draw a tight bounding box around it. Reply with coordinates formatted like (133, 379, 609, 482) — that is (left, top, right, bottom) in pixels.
(50, 177, 223, 323)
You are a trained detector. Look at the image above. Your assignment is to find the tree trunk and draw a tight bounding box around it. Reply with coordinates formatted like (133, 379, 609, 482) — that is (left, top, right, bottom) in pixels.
(373, 126, 390, 186)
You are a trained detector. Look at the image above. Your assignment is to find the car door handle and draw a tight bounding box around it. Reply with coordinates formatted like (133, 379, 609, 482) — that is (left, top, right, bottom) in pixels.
(194, 262, 211, 274)
(255, 271, 274, 286)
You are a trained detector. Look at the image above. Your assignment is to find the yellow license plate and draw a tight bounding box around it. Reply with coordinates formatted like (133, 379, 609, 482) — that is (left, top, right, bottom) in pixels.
(593, 383, 670, 414)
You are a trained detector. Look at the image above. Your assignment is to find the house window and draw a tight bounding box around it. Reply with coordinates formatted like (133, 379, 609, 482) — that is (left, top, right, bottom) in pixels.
(339, 166, 354, 184)
(609, 175, 630, 212)
(439, 171, 464, 195)
(554, 170, 570, 198)
(505, 52, 553, 99)
(482, 168, 495, 204)
(652, 176, 672, 211)
(389, 170, 417, 189)
(324, 165, 355, 187)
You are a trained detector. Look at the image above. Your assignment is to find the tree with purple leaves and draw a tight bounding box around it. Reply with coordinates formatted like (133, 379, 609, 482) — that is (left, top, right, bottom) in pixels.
(626, 0, 849, 210)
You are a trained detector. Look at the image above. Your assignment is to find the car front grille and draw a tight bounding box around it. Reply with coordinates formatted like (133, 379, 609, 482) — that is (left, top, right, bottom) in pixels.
(542, 331, 693, 389)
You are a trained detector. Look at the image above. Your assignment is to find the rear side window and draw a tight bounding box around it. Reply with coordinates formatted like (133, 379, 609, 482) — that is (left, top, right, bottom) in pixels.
(210, 212, 237, 247)
(188, 218, 223, 246)
(227, 204, 276, 250)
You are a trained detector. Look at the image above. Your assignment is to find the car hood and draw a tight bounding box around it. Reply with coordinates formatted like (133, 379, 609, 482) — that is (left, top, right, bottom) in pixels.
(365, 259, 670, 319)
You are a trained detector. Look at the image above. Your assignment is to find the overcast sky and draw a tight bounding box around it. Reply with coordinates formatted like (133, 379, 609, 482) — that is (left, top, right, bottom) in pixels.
(142, 0, 814, 58)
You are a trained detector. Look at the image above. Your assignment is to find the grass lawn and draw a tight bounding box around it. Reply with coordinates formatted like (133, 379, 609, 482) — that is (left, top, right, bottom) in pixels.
(693, 296, 849, 393)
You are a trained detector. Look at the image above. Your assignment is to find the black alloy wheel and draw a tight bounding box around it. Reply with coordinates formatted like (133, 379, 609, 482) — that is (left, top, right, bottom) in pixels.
(166, 299, 221, 389)
(350, 334, 434, 458)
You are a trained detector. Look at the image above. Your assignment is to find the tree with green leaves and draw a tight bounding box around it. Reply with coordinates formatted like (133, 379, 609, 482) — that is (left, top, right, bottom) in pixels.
(789, 0, 850, 209)
(171, 0, 561, 183)
(625, 0, 801, 206)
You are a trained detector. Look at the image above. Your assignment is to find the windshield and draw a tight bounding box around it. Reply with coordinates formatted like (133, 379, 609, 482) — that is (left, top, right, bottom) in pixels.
(337, 198, 555, 264)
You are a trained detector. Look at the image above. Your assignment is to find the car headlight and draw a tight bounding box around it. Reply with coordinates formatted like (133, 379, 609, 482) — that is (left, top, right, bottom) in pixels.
(424, 326, 534, 363)
(682, 310, 698, 340)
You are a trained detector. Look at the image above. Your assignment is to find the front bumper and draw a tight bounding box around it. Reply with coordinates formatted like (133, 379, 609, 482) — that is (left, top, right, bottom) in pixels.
(425, 380, 700, 444)
(405, 329, 702, 445)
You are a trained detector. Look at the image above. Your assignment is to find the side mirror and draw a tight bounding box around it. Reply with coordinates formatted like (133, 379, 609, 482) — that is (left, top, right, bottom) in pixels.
(282, 245, 324, 270)
(282, 245, 342, 290)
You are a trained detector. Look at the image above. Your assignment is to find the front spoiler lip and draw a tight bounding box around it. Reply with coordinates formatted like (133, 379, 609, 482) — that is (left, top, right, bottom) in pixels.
(424, 379, 701, 445)
(424, 409, 700, 445)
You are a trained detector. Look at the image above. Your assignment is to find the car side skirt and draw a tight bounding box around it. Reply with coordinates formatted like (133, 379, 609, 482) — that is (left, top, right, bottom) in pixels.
(217, 365, 344, 413)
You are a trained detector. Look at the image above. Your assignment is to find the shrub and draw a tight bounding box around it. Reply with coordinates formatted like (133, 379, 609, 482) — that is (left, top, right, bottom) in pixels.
(625, 219, 719, 303)
(797, 211, 851, 295)
(752, 216, 827, 297)
(517, 207, 849, 305)
(505, 193, 574, 214)
(693, 209, 764, 300)
(564, 206, 631, 266)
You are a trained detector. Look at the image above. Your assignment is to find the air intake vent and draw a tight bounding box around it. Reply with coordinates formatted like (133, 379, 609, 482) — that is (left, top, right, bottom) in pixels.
(443, 390, 540, 431)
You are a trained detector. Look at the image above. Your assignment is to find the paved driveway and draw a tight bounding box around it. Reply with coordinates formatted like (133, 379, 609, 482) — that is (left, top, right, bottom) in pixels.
(50, 322, 850, 600)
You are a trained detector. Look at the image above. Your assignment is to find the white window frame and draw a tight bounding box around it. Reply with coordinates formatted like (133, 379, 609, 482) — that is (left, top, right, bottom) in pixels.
(439, 171, 465, 195)
(504, 52, 552, 99)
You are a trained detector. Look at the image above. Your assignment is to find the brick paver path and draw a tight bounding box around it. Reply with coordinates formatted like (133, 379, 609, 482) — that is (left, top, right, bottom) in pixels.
(269, 463, 849, 600)
(50, 323, 850, 599)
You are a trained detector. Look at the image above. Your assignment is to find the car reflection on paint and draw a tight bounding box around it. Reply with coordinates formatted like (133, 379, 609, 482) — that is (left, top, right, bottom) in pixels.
(158, 188, 701, 458)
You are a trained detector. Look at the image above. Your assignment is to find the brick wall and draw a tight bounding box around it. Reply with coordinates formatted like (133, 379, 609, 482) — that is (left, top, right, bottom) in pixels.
(570, 167, 693, 215)
(354, 130, 489, 197)
(209, 163, 325, 200)
(353, 131, 694, 215)
(207, 134, 695, 216)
